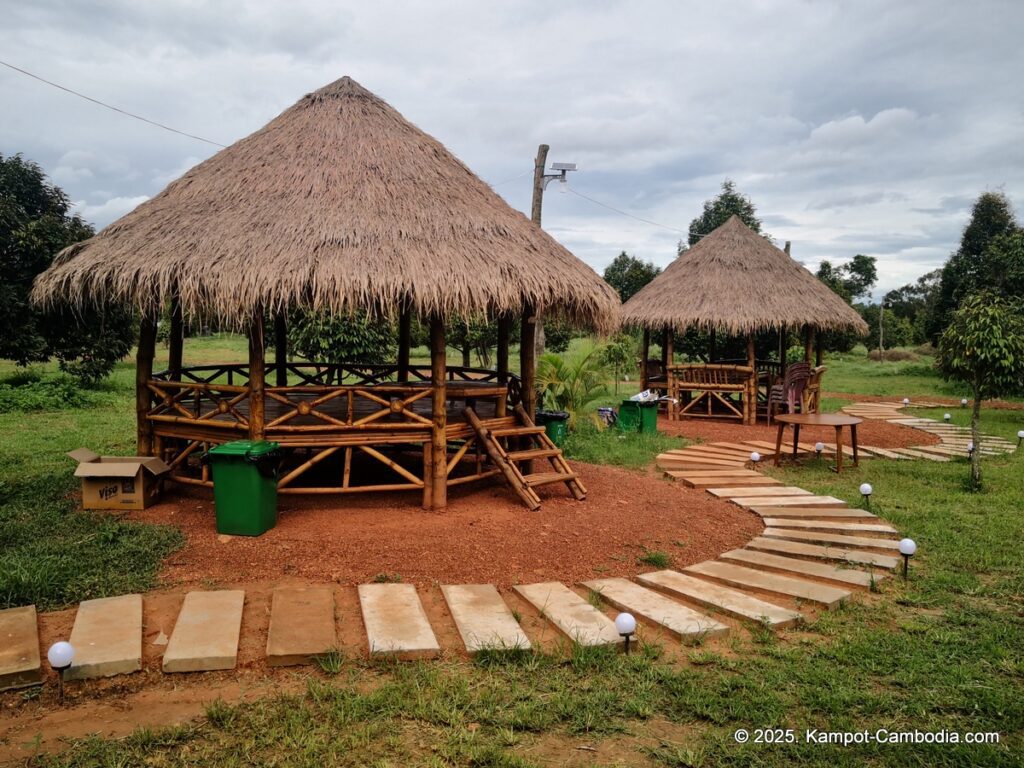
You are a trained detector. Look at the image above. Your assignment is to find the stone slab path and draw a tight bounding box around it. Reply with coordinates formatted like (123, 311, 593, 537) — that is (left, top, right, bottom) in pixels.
(637, 570, 803, 627)
(581, 578, 728, 640)
(163, 591, 245, 673)
(0, 606, 41, 692)
(360, 583, 440, 659)
(513, 582, 621, 646)
(267, 586, 337, 666)
(66, 594, 142, 681)
(441, 584, 530, 653)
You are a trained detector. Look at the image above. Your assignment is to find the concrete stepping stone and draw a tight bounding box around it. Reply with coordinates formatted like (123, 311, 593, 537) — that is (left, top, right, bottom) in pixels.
(746, 537, 899, 569)
(820, 443, 856, 457)
(581, 578, 728, 640)
(667, 469, 764, 481)
(714, 441, 778, 454)
(684, 561, 851, 608)
(890, 448, 951, 461)
(359, 583, 440, 659)
(267, 586, 337, 666)
(679, 476, 781, 488)
(636, 570, 801, 628)
(763, 528, 900, 550)
(664, 453, 747, 466)
(441, 585, 530, 653)
(163, 591, 245, 673)
(66, 594, 142, 681)
(858, 446, 911, 460)
(658, 456, 746, 468)
(0, 606, 41, 691)
(763, 517, 896, 533)
(749, 505, 875, 519)
(719, 549, 883, 589)
(707, 486, 811, 499)
(729, 495, 847, 509)
(513, 582, 619, 646)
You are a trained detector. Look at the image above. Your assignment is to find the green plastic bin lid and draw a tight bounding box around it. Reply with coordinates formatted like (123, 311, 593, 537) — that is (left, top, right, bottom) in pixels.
(208, 440, 280, 457)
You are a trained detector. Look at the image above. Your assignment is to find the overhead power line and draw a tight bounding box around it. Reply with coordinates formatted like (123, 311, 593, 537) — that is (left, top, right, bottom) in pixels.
(566, 187, 690, 236)
(0, 59, 226, 148)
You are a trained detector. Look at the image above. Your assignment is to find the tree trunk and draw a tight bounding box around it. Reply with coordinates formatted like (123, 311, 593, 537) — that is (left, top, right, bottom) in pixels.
(461, 345, 471, 368)
(970, 385, 982, 490)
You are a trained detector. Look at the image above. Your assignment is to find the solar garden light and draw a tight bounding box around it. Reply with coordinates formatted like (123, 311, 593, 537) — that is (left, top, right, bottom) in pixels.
(859, 482, 873, 509)
(47, 641, 74, 703)
(898, 538, 917, 580)
(961, 398, 968, 408)
(1017, 430, 1024, 448)
(944, 413, 951, 422)
(749, 451, 761, 465)
(614, 612, 637, 655)
(967, 441, 974, 459)
(814, 442, 824, 460)
(902, 397, 910, 407)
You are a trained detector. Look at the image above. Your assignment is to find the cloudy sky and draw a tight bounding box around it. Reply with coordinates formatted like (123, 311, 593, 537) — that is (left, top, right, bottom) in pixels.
(3, 0, 1022, 297)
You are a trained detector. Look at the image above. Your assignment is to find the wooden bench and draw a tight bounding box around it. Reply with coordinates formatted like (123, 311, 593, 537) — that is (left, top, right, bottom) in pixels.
(668, 364, 757, 425)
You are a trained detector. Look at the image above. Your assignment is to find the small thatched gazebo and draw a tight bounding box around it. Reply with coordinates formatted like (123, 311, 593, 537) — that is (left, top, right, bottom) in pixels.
(621, 215, 867, 424)
(34, 76, 619, 508)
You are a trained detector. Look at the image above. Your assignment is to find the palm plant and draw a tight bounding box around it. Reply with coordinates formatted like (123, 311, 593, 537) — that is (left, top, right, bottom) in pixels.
(536, 345, 609, 427)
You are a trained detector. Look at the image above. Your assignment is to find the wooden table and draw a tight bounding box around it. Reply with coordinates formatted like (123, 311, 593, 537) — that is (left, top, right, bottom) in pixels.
(773, 413, 863, 473)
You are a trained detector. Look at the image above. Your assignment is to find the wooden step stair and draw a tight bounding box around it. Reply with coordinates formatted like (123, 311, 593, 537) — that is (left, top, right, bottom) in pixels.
(464, 405, 584, 510)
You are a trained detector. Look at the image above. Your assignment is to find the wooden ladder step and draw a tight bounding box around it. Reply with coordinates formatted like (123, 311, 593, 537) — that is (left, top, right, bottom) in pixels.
(507, 448, 561, 461)
(492, 426, 546, 437)
(524, 471, 577, 487)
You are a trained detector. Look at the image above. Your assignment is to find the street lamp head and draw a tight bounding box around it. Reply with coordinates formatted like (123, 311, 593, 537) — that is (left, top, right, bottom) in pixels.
(550, 162, 577, 172)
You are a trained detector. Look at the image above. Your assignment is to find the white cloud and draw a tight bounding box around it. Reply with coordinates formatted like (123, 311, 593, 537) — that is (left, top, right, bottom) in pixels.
(74, 195, 150, 223)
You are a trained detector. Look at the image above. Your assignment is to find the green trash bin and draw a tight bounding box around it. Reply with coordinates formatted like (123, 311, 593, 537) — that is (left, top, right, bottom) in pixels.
(617, 400, 641, 432)
(638, 401, 659, 434)
(207, 441, 281, 536)
(537, 410, 570, 446)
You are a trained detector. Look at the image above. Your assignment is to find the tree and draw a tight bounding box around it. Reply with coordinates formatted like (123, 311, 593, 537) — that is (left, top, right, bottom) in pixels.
(937, 291, 1024, 489)
(816, 255, 877, 353)
(927, 191, 1020, 341)
(287, 309, 395, 365)
(0, 153, 134, 384)
(447, 317, 499, 367)
(683, 179, 763, 250)
(884, 268, 941, 344)
(602, 252, 660, 302)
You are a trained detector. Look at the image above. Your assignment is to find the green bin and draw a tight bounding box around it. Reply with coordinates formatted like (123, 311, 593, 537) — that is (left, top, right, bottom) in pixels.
(536, 410, 570, 446)
(617, 400, 659, 434)
(207, 440, 281, 536)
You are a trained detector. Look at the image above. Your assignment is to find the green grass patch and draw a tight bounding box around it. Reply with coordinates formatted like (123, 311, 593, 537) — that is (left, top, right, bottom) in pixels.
(561, 418, 685, 470)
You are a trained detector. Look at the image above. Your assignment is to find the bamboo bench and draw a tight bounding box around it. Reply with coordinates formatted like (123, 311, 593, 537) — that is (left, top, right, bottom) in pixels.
(668, 364, 757, 425)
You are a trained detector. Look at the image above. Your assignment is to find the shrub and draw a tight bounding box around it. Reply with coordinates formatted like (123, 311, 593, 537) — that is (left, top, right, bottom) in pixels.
(867, 349, 920, 362)
(0, 375, 95, 413)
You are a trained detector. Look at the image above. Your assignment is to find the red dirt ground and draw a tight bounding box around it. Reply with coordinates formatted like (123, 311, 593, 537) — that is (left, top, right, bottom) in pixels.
(132, 461, 762, 589)
(656, 413, 939, 448)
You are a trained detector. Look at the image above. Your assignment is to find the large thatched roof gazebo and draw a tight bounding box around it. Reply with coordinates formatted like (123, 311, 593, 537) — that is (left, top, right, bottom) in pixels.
(621, 215, 867, 424)
(34, 76, 619, 509)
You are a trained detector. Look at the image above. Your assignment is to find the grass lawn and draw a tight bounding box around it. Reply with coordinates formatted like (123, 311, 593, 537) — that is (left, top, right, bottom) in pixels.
(3, 337, 1023, 765)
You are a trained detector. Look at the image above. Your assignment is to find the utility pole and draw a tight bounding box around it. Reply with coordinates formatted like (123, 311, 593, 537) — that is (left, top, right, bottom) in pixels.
(529, 144, 577, 361)
(531, 144, 550, 357)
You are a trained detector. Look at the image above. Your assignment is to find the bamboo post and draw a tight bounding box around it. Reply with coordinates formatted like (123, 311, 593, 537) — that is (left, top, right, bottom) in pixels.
(777, 324, 787, 379)
(640, 328, 650, 389)
(496, 314, 510, 418)
(274, 312, 287, 387)
(709, 328, 717, 362)
(664, 327, 674, 418)
(520, 305, 537, 419)
(746, 333, 756, 425)
(397, 304, 412, 383)
(168, 293, 183, 381)
(803, 325, 813, 362)
(428, 315, 448, 509)
(249, 310, 266, 440)
(136, 313, 158, 455)
(815, 331, 823, 366)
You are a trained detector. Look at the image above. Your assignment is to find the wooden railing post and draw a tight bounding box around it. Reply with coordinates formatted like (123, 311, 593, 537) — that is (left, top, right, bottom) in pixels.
(168, 293, 183, 381)
(496, 314, 510, 417)
(137, 313, 158, 455)
(427, 315, 447, 509)
(249, 310, 266, 440)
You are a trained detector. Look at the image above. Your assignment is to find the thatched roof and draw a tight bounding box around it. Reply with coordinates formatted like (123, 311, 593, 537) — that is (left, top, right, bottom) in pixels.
(33, 77, 619, 332)
(621, 216, 868, 336)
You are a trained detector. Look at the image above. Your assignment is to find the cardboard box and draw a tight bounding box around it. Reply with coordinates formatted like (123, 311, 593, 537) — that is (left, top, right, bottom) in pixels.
(67, 448, 171, 510)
